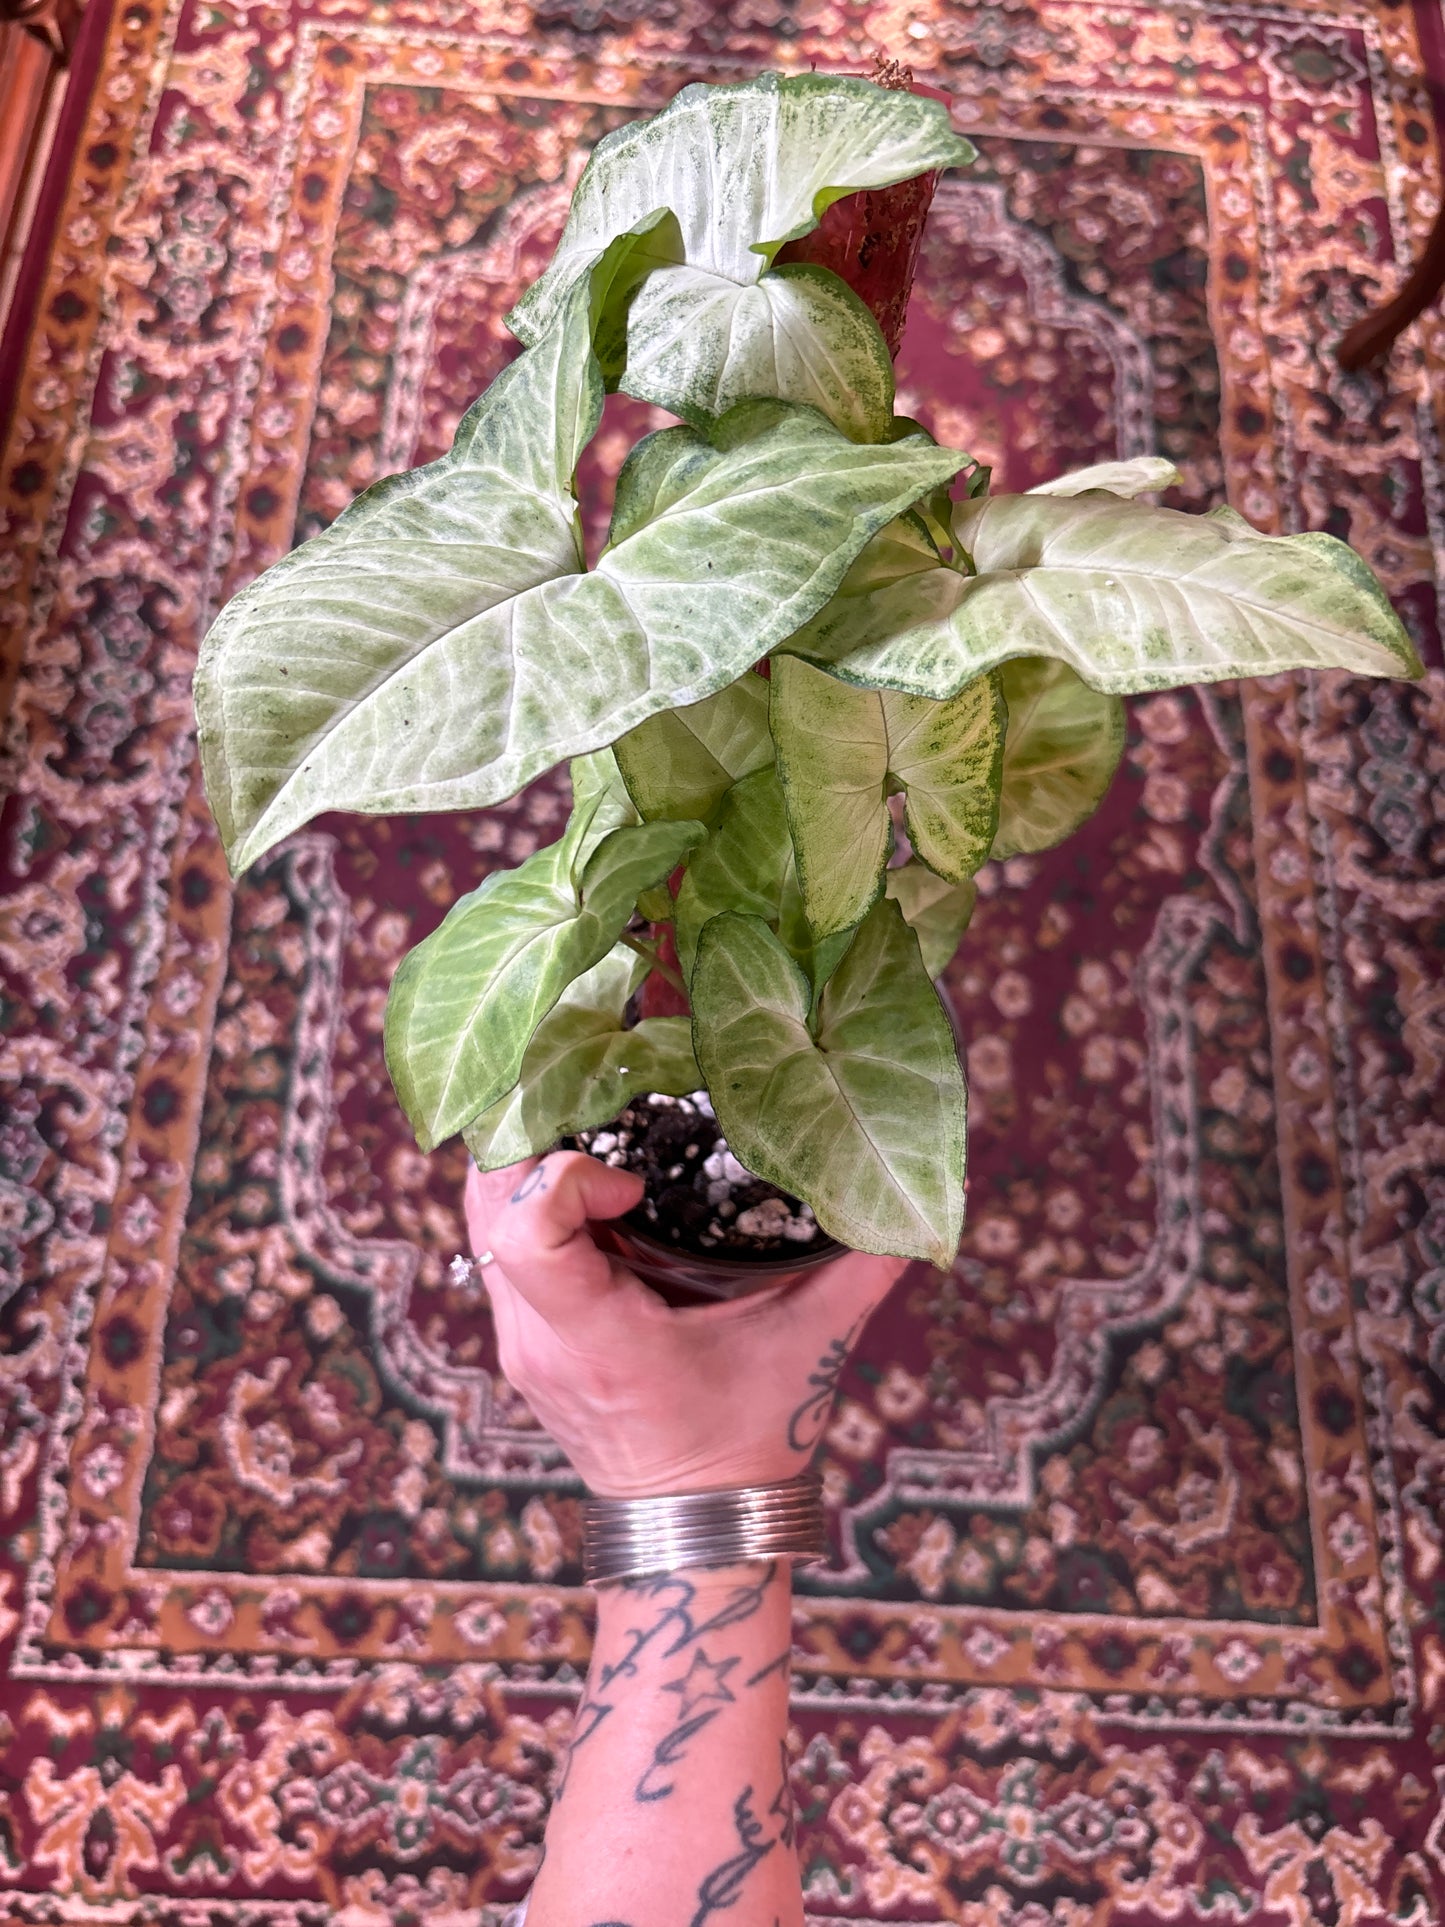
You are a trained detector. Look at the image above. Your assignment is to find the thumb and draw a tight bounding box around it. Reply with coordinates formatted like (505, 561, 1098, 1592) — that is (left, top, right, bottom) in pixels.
(487, 1150, 646, 1327)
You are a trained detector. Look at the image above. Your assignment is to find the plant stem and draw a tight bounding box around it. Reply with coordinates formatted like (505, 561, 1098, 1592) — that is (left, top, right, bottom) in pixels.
(621, 930, 689, 1001)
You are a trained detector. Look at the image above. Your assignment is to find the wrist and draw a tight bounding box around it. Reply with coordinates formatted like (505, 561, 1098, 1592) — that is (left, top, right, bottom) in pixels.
(586, 1459, 805, 1502)
(593, 1558, 794, 1601)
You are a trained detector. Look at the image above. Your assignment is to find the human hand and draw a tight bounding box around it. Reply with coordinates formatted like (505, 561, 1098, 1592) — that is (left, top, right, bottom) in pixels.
(463, 1151, 907, 1499)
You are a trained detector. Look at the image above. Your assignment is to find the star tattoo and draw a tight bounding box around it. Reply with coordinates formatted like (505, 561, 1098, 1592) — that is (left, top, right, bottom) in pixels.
(661, 1647, 740, 1721)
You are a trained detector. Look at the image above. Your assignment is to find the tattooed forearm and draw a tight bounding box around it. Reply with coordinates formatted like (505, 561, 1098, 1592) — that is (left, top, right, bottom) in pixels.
(537, 1562, 794, 1923)
(635, 1705, 723, 1802)
(554, 1690, 615, 1802)
(663, 1647, 739, 1717)
(686, 1566, 779, 1644)
(767, 1739, 796, 1850)
(786, 1312, 866, 1453)
(569, 1567, 779, 1811)
(634, 1646, 740, 1801)
(689, 1786, 776, 1927)
(744, 1647, 792, 1688)
(603, 1563, 777, 1691)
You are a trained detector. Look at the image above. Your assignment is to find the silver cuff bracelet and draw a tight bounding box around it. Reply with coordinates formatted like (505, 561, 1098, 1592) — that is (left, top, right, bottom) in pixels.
(582, 1470, 827, 1588)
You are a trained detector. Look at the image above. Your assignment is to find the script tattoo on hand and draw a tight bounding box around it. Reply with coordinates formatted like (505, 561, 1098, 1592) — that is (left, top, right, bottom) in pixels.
(689, 1786, 776, 1927)
(786, 1311, 867, 1453)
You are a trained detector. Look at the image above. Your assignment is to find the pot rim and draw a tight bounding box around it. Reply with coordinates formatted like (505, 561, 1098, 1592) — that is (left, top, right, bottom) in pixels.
(605, 1213, 843, 1278)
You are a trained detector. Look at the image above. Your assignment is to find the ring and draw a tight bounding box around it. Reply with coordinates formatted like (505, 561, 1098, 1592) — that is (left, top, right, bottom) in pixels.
(449, 1252, 493, 1290)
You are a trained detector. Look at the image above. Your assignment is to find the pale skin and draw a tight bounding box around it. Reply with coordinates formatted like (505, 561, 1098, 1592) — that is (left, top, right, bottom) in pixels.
(464, 1152, 905, 1927)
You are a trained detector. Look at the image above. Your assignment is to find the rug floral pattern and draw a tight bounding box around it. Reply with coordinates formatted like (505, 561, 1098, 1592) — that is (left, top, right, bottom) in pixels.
(1, 0, 1443, 1918)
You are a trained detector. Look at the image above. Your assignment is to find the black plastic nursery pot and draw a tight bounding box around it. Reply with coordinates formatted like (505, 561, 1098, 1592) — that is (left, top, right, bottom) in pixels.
(572, 979, 962, 1307)
(595, 1216, 841, 1307)
(569, 1090, 842, 1307)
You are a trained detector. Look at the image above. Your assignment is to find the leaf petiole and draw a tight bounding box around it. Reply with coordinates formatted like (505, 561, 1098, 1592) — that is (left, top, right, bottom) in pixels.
(621, 930, 689, 1000)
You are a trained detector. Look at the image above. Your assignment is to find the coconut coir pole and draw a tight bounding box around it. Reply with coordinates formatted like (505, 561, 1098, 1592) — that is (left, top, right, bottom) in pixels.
(638, 58, 946, 1021)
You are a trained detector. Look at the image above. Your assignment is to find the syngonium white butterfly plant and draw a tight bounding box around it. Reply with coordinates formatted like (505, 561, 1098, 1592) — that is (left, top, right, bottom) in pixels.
(194, 71, 1423, 1271)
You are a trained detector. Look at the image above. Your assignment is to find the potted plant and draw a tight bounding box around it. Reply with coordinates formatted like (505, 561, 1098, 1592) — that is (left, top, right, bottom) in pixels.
(194, 67, 1422, 1297)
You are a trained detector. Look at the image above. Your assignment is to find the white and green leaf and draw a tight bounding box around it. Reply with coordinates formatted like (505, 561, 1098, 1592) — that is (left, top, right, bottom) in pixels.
(1028, 457, 1180, 499)
(385, 815, 704, 1152)
(835, 509, 943, 596)
(777, 866, 856, 1013)
(197, 254, 607, 874)
(691, 899, 966, 1265)
(198, 277, 966, 872)
(882, 672, 1005, 880)
(614, 670, 773, 823)
(616, 261, 897, 442)
(769, 658, 891, 938)
(787, 490, 1424, 696)
(512, 74, 975, 331)
(886, 862, 977, 977)
(463, 947, 697, 1170)
(670, 764, 850, 1003)
(507, 73, 975, 437)
(673, 766, 793, 982)
(564, 747, 641, 869)
(991, 657, 1125, 859)
(770, 655, 1004, 936)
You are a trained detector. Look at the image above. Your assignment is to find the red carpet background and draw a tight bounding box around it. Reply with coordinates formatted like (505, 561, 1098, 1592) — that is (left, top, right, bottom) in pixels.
(1, 0, 1444, 1920)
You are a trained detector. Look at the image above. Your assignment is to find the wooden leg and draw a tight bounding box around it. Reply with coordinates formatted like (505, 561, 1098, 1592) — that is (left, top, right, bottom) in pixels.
(1337, 190, 1445, 371)
(0, 23, 64, 334)
(0, 0, 84, 334)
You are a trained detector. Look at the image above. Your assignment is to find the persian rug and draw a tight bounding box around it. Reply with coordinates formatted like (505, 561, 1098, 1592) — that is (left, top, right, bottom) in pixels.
(1, 0, 1444, 1918)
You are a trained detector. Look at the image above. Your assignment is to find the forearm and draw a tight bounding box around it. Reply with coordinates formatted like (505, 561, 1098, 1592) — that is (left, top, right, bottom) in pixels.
(526, 1559, 800, 1927)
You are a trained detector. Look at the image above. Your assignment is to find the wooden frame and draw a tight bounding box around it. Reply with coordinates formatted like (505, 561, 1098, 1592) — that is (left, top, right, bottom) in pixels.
(0, 0, 84, 344)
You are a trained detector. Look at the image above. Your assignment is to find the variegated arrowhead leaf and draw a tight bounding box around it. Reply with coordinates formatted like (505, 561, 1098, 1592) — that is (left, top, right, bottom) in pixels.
(462, 947, 697, 1170)
(885, 863, 977, 977)
(835, 510, 943, 596)
(197, 253, 602, 874)
(611, 261, 898, 443)
(670, 765, 851, 1005)
(770, 655, 1004, 937)
(691, 898, 966, 1265)
(1028, 457, 1181, 498)
(991, 657, 1126, 859)
(565, 747, 641, 857)
(673, 766, 792, 982)
(385, 815, 704, 1152)
(786, 492, 1424, 696)
(769, 659, 888, 935)
(507, 73, 975, 437)
(614, 671, 773, 823)
(197, 243, 966, 874)
(776, 865, 855, 1015)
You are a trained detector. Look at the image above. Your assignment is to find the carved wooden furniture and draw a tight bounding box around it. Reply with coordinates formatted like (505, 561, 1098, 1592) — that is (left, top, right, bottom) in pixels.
(0, 0, 84, 339)
(1337, 191, 1445, 371)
